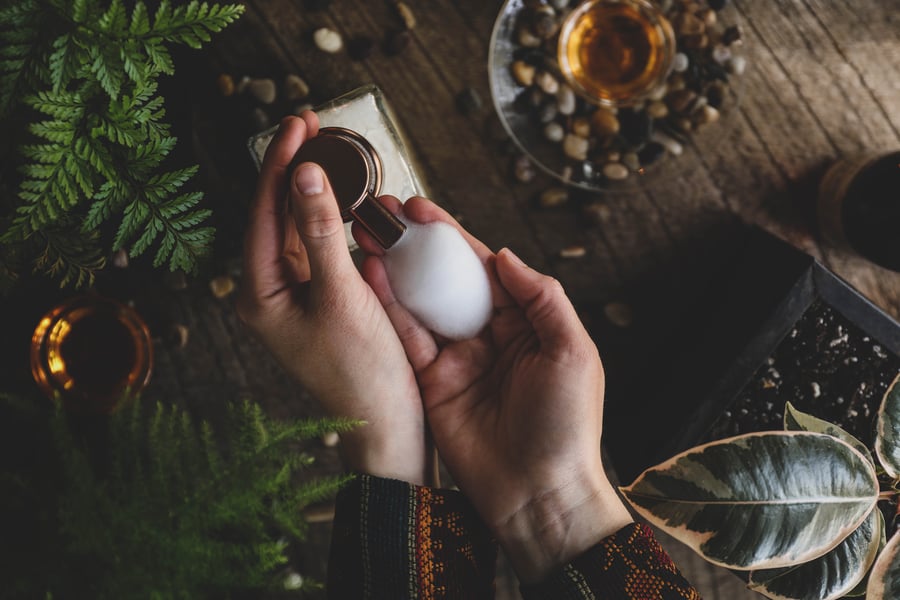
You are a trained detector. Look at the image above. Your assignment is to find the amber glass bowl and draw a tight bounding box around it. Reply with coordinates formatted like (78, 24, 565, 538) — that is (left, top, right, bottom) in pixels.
(31, 296, 153, 413)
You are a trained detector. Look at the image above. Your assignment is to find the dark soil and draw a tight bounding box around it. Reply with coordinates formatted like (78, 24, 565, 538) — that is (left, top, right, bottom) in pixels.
(703, 299, 900, 447)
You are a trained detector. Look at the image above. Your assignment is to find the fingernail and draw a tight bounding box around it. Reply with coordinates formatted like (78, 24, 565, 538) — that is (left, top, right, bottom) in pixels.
(502, 247, 526, 267)
(295, 164, 324, 196)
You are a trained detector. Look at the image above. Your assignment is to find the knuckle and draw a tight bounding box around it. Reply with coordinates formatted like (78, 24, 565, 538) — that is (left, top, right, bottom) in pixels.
(298, 211, 344, 240)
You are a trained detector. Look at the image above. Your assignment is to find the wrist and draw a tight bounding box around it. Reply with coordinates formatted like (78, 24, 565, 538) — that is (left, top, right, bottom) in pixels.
(339, 427, 429, 486)
(493, 474, 633, 583)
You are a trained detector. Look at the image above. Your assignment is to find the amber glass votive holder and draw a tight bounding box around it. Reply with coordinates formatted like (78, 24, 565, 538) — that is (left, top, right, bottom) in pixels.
(30, 296, 153, 413)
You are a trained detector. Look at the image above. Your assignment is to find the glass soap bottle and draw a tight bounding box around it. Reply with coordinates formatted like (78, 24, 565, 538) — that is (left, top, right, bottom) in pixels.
(817, 150, 900, 272)
(247, 84, 431, 250)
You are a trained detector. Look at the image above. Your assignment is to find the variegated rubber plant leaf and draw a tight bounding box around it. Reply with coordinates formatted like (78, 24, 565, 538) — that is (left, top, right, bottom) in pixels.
(747, 506, 883, 600)
(844, 510, 887, 597)
(784, 401, 874, 466)
(620, 432, 879, 570)
(867, 529, 900, 599)
(876, 373, 900, 478)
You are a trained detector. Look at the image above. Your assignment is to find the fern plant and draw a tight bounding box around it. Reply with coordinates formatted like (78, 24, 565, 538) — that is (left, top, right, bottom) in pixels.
(0, 0, 245, 288)
(0, 393, 357, 598)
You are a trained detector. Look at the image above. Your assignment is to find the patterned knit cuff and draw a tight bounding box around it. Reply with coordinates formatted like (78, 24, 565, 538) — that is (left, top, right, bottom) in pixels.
(327, 474, 497, 599)
(519, 523, 701, 600)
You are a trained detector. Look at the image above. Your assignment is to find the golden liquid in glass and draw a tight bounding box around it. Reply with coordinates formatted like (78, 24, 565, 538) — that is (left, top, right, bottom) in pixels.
(560, 0, 673, 104)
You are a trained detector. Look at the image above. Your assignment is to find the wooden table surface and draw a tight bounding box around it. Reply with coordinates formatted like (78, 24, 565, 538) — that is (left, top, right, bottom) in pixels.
(11, 0, 895, 597)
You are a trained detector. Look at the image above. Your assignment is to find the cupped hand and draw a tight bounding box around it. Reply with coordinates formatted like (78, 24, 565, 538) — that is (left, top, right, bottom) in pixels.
(354, 196, 633, 581)
(237, 114, 427, 485)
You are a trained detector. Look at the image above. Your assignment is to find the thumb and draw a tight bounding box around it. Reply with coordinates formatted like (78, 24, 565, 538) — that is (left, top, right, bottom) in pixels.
(290, 162, 355, 283)
(495, 248, 583, 350)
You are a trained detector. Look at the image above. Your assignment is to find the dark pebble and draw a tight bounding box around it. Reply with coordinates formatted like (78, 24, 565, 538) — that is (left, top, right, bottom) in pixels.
(456, 87, 483, 115)
(723, 25, 742, 45)
(637, 142, 665, 166)
(385, 30, 412, 55)
(348, 36, 376, 60)
(708, 0, 727, 10)
(618, 109, 653, 146)
(706, 84, 725, 109)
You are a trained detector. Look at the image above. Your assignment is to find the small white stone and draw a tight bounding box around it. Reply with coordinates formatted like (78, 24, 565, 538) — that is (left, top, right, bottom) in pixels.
(712, 44, 732, 65)
(535, 70, 559, 95)
(322, 431, 340, 447)
(672, 52, 689, 73)
(562, 133, 589, 160)
(556, 85, 576, 115)
(727, 55, 747, 75)
(602, 162, 629, 180)
(517, 25, 542, 48)
(648, 83, 668, 101)
(314, 27, 343, 53)
(622, 152, 640, 171)
(651, 131, 683, 156)
(284, 572, 304, 590)
(543, 121, 564, 142)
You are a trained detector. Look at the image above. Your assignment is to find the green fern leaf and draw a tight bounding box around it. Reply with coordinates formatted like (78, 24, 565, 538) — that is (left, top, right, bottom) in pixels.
(98, 0, 128, 33)
(48, 34, 83, 91)
(142, 38, 174, 74)
(88, 44, 124, 100)
(129, 1, 150, 35)
(114, 198, 151, 250)
(27, 90, 85, 120)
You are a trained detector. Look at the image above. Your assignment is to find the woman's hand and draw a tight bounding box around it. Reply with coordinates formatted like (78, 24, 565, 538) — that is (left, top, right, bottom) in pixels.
(237, 114, 427, 485)
(355, 196, 633, 581)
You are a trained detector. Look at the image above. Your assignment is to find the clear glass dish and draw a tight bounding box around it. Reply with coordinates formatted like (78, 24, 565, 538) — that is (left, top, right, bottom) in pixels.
(488, 0, 747, 193)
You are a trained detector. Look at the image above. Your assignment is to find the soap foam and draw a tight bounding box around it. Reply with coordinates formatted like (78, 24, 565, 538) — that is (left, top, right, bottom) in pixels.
(383, 220, 493, 340)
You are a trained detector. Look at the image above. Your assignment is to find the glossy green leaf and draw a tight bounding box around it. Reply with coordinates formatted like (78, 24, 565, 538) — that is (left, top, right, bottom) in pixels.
(876, 373, 900, 479)
(620, 432, 878, 570)
(747, 507, 882, 600)
(784, 401, 874, 466)
(867, 529, 900, 599)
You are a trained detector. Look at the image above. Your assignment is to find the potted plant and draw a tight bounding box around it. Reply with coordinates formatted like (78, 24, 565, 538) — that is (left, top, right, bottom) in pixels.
(620, 375, 900, 599)
(0, 0, 244, 289)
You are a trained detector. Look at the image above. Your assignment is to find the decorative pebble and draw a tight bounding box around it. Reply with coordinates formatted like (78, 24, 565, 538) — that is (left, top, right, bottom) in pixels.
(622, 152, 640, 171)
(563, 134, 589, 160)
(210, 275, 236, 298)
(590, 108, 620, 136)
(712, 44, 732, 65)
(672, 52, 689, 73)
(322, 431, 340, 447)
(284, 572, 304, 591)
(216, 73, 235, 96)
(511, 60, 536, 86)
(348, 35, 376, 60)
(313, 27, 343, 53)
(284, 74, 310, 101)
(247, 78, 276, 104)
(111, 248, 129, 268)
(543, 121, 564, 142)
(673, 12, 704, 35)
(533, 6, 559, 39)
(535, 70, 559, 95)
(517, 24, 542, 48)
(539, 186, 568, 208)
(583, 202, 611, 225)
(727, 55, 747, 75)
(667, 73, 686, 92)
(571, 116, 591, 138)
(236, 75, 251, 94)
(537, 103, 557, 125)
(549, 0, 569, 9)
(604, 302, 634, 327)
(513, 155, 536, 182)
(646, 100, 669, 119)
(168, 323, 189, 349)
(706, 82, 724, 108)
(394, 1, 416, 29)
(699, 8, 717, 27)
(456, 87, 483, 115)
(292, 103, 314, 116)
(694, 104, 720, 126)
(556, 85, 576, 115)
(559, 245, 587, 259)
(723, 25, 742, 45)
(651, 131, 683, 156)
(602, 162, 629, 180)
(386, 30, 412, 55)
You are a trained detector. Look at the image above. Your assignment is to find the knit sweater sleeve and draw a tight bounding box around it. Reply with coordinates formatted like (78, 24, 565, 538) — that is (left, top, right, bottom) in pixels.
(326, 474, 497, 599)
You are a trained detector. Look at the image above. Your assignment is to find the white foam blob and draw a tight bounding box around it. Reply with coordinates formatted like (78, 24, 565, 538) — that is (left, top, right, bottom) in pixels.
(383, 219, 493, 340)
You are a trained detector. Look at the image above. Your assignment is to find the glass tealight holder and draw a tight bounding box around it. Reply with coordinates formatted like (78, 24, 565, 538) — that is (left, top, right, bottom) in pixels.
(247, 84, 430, 250)
(31, 296, 153, 414)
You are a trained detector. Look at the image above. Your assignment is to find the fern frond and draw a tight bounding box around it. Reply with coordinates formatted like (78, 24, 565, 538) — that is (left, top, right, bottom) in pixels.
(150, 2, 245, 48)
(32, 221, 106, 288)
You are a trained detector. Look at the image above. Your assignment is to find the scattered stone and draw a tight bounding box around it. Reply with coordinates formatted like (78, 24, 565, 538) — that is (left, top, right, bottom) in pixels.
(604, 302, 634, 327)
(284, 74, 310, 101)
(622, 151, 640, 171)
(513, 155, 536, 182)
(322, 431, 340, 447)
(602, 162, 629, 180)
(723, 24, 742, 45)
(699, 8, 717, 27)
(556, 85, 576, 115)
(532, 6, 559, 39)
(539, 102, 558, 123)
(560, 165, 573, 182)
(313, 27, 343, 53)
(712, 44, 732, 65)
(694, 104, 720, 126)
(249, 107, 270, 131)
(727, 55, 747, 75)
(583, 202, 611, 225)
(651, 131, 683, 156)
(456, 87, 483, 115)
(646, 100, 669, 119)
(111, 248, 129, 269)
(539, 186, 568, 208)
(517, 24, 542, 48)
(590, 108, 620, 136)
(603, 151, 621, 163)
(511, 60, 536, 86)
(535, 70, 559, 94)
(284, 572, 304, 591)
(666, 73, 686, 92)
(543, 121, 564, 142)
(216, 73, 235, 96)
(549, 0, 568, 10)
(571, 116, 591, 138)
(673, 12, 704, 35)
(210, 275, 236, 298)
(672, 52, 689, 73)
(706, 82, 725, 108)
(394, 1, 416, 29)
(236, 75, 251, 94)
(386, 30, 412, 55)
(292, 103, 315, 116)
(562, 133, 589, 160)
(559, 245, 586, 259)
(648, 83, 668, 101)
(247, 78, 276, 104)
(348, 35, 376, 60)
(168, 323, 189, 349)
(670, 116, 693, 134)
